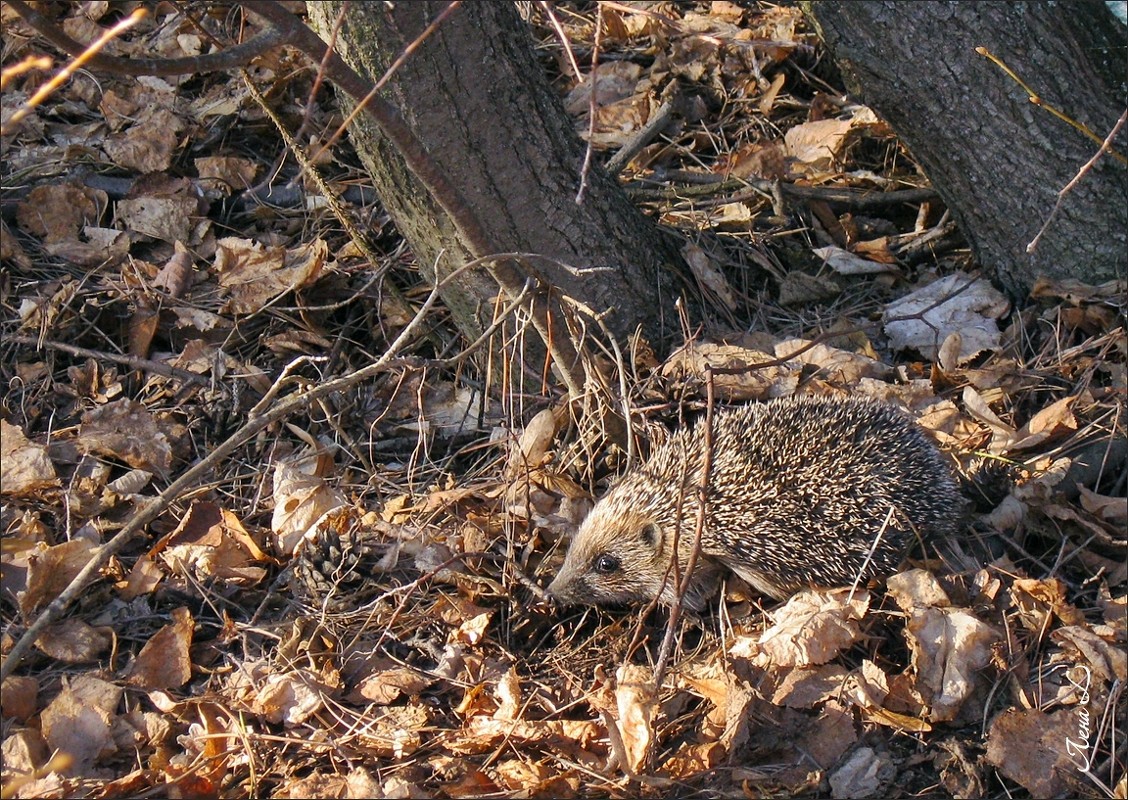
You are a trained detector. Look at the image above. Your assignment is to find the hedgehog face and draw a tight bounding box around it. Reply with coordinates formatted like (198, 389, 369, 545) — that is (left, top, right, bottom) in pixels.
(547, 498, 714, 610)
(547, 505, 671, 607)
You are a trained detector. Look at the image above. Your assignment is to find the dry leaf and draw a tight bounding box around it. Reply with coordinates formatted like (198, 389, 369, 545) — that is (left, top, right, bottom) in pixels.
(102, 106, 185, 172)
(195, 155, 259, 195)
(784, 107, 881, 169)
(252, 669, 330, 727)
(15, 183, 106, 243)
(35, 618, 112, 664)
(0, 419, 59, 495)
(828, 745, 895, 800)
(771, 664, 849, 708)
(126, 607, 194, 689)
(215, 236, 329, 314)
(19, 538, 99, 617)
(661, 341, 798, 401)
(1011, 577, 1087, 630)
(985, 708, 1082, 797)
(156, 501, 270, 585)
(904, 607, 999, 722)
(354, 665, 434, 706)
(0, 675, 39, 722)
(813, 245, 898, 275)
(883, 272, 1010, 362)
(684, 242, 738, 310)
(271, 454, 349, 556)
(614, 665, 655, 775)
(734, 589, 870, 667)
(77, 398, 173, 475)
(40, 675, 123, 774)
(774, 338, 890, 384)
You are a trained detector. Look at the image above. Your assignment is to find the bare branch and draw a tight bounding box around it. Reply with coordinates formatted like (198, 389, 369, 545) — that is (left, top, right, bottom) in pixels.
(6, 0, 289, 77)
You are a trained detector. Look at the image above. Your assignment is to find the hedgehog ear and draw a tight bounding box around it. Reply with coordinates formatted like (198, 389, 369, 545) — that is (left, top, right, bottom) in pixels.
(639, 522, 660, 548)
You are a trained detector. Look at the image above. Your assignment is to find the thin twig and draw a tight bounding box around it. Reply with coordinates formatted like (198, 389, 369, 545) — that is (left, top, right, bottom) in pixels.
(606, 91, 682, 177)
(652, 369, 717, 687)
(3, 7, 145, 133)
(1028, 107, 1128, 253)
(5, 0, 288, 78)
(4, 336, 215, 388)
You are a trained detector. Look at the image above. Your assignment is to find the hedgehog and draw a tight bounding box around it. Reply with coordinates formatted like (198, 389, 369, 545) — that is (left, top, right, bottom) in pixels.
(547, 394, 962, 610)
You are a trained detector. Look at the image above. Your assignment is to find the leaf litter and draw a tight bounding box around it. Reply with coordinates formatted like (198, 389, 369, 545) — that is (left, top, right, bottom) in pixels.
(1, 2, 1125, 799)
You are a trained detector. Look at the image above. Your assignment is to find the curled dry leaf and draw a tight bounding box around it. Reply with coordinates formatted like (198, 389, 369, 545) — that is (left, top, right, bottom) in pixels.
(40, 675, 123, 775)
(354, 666, 434, 706)
(115, 193, 200, 244)
(271, 452, 349, 556)
(813, 245, 899, 275)
(125, 607, 194, 690)
(1050, 625, 1128, 684)
(614, 664, 655, 775)
(661, 340, 798, 401)
(1011, 577, 1087, 630)
(684, 242, 738, 311)
(215, 236, 329, 314)
(252, 669, 332, 728)
(774, 338, 891, 385)
(155, 500, 270, 586)
(733, 589, 871, 667)
(0, 419, 59, 495)
(102, 106, 185, 173)
(77, 398, 173, 475)
(883, 272, 1010, 363)
(905, 607, 999, 723)
(784, 106, 882, 170)
(505, 407, 558, 478)
(889, 570, 1000, 723)
(461, 717, 606, 761)
(771, 663, 849, 708)
(828, 745, 895, 800)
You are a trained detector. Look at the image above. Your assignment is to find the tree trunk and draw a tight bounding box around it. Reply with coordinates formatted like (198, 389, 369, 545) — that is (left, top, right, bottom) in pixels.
(305, 1, 687, 376)
(803, 0, 1127, 297)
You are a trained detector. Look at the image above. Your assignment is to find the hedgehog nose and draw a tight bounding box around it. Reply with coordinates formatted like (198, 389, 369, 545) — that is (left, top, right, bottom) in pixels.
(545, 575, 573, 605)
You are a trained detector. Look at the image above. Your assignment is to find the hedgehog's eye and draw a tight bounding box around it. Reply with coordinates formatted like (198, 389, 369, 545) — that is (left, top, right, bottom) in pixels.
(593, 553, 620, 574)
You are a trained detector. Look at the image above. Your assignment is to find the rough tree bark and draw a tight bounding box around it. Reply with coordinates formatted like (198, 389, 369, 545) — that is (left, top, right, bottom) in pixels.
(305, 2, 688, 374)
(803, 0, 1127, 297)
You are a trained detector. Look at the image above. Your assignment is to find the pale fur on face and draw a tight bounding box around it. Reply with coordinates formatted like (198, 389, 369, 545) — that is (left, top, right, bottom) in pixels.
(546, 493, 721, 611)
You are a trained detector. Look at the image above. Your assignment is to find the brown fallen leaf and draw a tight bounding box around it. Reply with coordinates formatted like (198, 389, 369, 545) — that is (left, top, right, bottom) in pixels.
(154, 500, 270, 585)
(614, 664, 655, 775)
(271, 453, 349, 556)
(215, 236, 329, 314)
(0, 419, 59, 495)
(733, 588, 870, 667)
(77, 398, 173, 475)
(0, 674, 39, 722)
(40, 675, 123, 774)
(352, 664, 434, 706)
(126, 606, 194, 689)
(35, 617, 112, 664)
(19, 538, 99, 618)
(905, 607, 999, 723)
(985, 708, 1086, 798)
(15, 182, 106, 243)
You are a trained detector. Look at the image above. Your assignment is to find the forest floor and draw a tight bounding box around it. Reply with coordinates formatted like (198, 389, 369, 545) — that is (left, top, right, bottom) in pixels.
(1, 2, 1124, 798)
